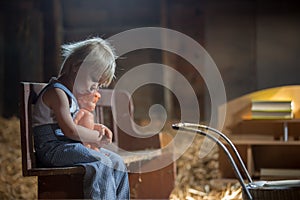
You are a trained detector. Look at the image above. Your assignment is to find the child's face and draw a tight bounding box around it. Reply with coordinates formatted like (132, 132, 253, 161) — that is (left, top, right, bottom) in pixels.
(73, 48, 105, 97)
(73, 69, 102, 97)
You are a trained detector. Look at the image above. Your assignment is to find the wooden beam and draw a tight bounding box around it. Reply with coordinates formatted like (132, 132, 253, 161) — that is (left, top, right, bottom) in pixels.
(40, 0, 63, 81)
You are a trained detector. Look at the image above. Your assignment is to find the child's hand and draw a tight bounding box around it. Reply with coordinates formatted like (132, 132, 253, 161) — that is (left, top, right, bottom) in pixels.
(94, 123, 113, 145)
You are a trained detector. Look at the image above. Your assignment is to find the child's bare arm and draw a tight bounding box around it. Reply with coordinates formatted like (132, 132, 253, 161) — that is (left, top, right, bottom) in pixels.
(43, 88, 103, 145)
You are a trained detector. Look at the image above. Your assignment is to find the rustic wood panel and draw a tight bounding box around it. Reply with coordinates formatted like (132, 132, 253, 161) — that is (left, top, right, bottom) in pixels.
(256, 2, 300, 89)
(0, 14, 4, 116)
(162, 0, 205, 120)
(3, 9, 43, 117)
(61, 0, 161, 41)
(114, 49, 163, 120)
(40, 0, 62, 81)
(61, 0, 160, 28)
(60, 1, 163, 121)
(1, 0, 300, 121)
(204, 0, 257, 101)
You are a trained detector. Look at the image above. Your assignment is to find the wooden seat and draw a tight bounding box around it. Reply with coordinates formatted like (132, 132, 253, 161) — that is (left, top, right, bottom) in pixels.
(19, 82, 175, 199)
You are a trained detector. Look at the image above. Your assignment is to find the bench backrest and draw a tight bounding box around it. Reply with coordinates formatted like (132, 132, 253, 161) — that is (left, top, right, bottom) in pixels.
(95, 89, 161, 151)
(20, 82, 45, 176)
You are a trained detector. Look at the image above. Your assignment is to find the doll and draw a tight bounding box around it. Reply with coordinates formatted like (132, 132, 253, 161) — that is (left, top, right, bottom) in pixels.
(74, 90, 103, 151)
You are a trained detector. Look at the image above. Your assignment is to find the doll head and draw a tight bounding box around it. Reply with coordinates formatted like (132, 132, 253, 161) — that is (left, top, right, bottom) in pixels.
(77, 91, 101, 112)
(59, 37, 116, 97)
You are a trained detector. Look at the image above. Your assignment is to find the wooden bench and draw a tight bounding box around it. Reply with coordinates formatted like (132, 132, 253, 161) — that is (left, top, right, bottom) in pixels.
(19, 82, 175, 199)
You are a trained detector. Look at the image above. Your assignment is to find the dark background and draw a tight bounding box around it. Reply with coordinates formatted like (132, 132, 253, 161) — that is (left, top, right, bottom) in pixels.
(1, 0, 300, 122)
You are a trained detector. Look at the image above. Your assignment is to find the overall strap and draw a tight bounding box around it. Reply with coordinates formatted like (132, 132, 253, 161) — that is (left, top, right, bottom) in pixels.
(34, 81, 79, 118)
(51, 82, 79, 118)
(52, 82, 78, 106)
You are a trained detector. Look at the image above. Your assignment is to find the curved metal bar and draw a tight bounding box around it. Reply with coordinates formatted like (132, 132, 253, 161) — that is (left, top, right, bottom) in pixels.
(172, 124, 253, 200)
(177, 122, 252, 183)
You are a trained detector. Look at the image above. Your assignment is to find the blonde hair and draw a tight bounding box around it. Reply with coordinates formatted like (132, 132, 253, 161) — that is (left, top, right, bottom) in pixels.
(59, 37, 116, 87)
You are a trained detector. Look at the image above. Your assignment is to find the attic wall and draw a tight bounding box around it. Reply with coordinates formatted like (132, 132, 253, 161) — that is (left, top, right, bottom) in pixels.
(1, 0, 300, 123)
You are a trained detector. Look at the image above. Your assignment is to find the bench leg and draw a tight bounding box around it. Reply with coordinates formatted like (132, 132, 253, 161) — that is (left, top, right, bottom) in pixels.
(38, 174, 84, 199)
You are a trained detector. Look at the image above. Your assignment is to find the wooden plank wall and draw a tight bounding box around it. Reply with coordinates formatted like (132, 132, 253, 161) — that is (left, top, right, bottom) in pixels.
(162, 0, 205, 120)
(52, 0, 206, 121)
(0, 14, 4, 115)
(0, 0, 43, 117)
(1, 0, 300, 123)
(40, 0, 63, 81)
(61, 0, 161, 41)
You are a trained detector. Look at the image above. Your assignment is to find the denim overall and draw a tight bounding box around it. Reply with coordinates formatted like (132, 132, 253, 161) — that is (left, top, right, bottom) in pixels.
(33, 81, 129, 199)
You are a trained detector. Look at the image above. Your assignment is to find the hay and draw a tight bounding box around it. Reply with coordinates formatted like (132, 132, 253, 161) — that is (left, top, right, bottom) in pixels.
(0, 117, 37, 200)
